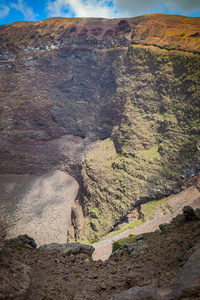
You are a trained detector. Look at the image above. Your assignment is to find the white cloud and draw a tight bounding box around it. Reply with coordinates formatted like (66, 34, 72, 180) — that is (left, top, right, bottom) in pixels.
(113, 0, 200, 17)
(46, 0, 119, 18)
(113, 0, 159, 17)
(0, 3, 10, 19)
(164, 0, 200, 13)
(46, 0, 200, 18)
(10, 0, 38, 21)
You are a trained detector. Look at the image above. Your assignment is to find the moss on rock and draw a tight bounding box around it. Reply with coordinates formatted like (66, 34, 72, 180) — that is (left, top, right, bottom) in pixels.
(69, 45, 200, 243)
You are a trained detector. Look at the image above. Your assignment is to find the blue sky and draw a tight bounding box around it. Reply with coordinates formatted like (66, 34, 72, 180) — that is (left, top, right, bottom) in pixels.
(0, 0, 200, 25)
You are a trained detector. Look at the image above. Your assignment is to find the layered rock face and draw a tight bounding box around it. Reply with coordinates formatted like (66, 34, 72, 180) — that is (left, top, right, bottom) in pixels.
(0, 15, 200, 242)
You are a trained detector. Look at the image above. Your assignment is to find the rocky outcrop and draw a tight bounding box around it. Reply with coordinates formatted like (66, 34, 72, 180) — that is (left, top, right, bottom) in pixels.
(7, 234, 37, 248)
(1, 206, 199, 299)
(112, 206, 200, 300)
(0, 216, 31, 300)
(0, 15, 199, 243)
(39, 242, 95, 257)
(113, 285, 162, 300)
(113, 241, 200, 300)
(71, 45, 200, 242)
(163, 242, 200, 300)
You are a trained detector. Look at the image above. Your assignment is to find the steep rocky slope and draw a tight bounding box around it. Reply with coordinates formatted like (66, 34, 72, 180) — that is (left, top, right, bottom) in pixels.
(0, 15, 200, 242)
(93, 174, 200, 260)
(1, 207, 200, 299)
(73, 45, 200, 242)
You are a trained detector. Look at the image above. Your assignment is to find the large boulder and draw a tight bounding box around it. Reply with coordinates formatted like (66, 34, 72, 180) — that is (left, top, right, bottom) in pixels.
(163, 242, 200, 300)
(113, 285, 162, 300)
(183, 205, 196, 221)
(7, 234, 37, 249)
(39, 242, 95, 257)
(127, 240, 148, 258)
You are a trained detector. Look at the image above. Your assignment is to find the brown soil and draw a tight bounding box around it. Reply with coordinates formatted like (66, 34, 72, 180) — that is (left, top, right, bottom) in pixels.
(3, 206, 200, 300)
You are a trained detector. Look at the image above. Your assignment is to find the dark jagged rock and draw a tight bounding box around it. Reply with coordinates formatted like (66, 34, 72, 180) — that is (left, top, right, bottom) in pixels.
(0, 217, 31, 300)
(6, 234, 37, 249)
(163, 242, 200, 300)
(113, 285, 162, 300)
(183, 205, 196, 221)
(124, 271, 150, 288)
(0, 206, 200, 299)
(159, 205, 199, 234)
(39, 242, 95, 257)
(195, 208, 200, 220)
(127, 240, 148, 257)
(159, 223, 169, 233)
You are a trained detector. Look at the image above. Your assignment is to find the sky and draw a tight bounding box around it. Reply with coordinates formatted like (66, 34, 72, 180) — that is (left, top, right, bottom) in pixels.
(0, 0, 200, 25)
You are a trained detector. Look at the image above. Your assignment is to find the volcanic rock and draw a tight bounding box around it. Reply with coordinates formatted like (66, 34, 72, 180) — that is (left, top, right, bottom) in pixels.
(183, 205, 196, 221)
(39, 242, 95, 257)
(1, 206, 200, 299)
(0, 216, 31, 300)
(113, 285, 162, 300)
(7, 234, 37, 249)
(163, 242, 200, 299)
(0, 15, 199, 243)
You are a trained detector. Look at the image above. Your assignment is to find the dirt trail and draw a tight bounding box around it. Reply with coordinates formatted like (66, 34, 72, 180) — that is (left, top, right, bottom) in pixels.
(93, 186, 200, 261)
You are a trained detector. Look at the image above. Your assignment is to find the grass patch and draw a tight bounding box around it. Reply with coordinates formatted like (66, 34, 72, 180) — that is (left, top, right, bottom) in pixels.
(112, 234, 137, 252)
(135, 146, 160, 162)
(106, 197, 170, 240)
(142, 197, 168, 216)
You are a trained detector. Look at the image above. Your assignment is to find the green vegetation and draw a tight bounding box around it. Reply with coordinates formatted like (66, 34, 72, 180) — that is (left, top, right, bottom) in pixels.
(142, 197, 168, 216)
(108, 197, 169, 237)
(69, 45, 200, 243)
(112, 229, 161, 252)
(112, 234, 137, 252)
(1, 16, 200, 246)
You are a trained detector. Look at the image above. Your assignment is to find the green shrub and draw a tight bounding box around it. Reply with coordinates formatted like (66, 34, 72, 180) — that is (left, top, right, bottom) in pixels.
(112, 234, 137, 252)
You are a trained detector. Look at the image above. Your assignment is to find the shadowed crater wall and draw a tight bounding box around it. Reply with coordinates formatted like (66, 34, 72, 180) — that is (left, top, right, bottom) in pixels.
(0, 15, 199, 242)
